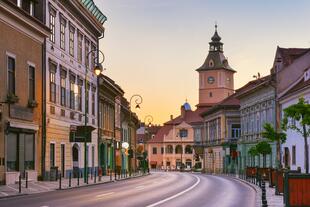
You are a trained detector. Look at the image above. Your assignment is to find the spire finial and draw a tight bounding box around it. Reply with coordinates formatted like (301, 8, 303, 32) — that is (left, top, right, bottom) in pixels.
(215, 21, 218, 31)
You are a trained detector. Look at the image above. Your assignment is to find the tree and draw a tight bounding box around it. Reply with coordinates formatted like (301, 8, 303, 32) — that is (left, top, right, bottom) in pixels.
(262, 123, 287, 168)
(256, 141, 272, 167)
(248, 146, 258, 167)
(282, 97, 310, 173)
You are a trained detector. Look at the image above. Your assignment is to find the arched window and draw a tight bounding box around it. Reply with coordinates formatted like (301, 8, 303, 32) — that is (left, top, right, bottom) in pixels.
(185, 145, 192, 154)
(166, 145, 173, 154)
(175, 145, 183, 154)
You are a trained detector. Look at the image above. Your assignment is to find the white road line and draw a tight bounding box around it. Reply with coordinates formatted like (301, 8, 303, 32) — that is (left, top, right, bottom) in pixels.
(146, 175, 201, 207)
(0, 192, 9, 196)
(96, 192, 115, 198)
(135, 185, 145, 189)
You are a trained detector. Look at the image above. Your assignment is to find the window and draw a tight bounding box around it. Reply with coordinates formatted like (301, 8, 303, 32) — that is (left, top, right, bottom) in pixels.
(24, 134, 34, 170)
(175, 145, 182, 154)
(69, 26, 75, 56)
(50, 72, 56, 103)
(85, 39, 90, 68)
(231, 124, 241, 138)
(91, 92, 95, 115)
(70, 81, 75, 109)
(78, 32, 83, 62)
(152, 147, 157, 154)
(49, 9, 56, 43)
(60, 17, 66, 50)
(77, 84, 82, 111)
(179, 129, 188, 138)
(7, 133, 17, 171)
(50, 143, 55, 168)
(91, 43, 96, 69)
(7, 56, 15, 94)
(166, 145, 173, 154)
(185, 145, 192, 154)
(161, 147, 164, 154)
(28, 66, 35, 101)
(292, 145, 296, 165)
(60, 77, 66, 106)
(209, 92, 213, 97)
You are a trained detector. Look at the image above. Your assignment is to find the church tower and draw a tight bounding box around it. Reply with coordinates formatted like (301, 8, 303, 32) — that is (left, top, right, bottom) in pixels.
(196, 25, 235, 107)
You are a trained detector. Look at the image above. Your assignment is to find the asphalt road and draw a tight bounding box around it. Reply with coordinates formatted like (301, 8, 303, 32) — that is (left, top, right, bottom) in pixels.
(0, 172, 256, 207)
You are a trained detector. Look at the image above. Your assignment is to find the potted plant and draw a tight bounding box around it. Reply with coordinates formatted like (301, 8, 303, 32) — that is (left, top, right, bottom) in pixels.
(28, 99, 38, 108)
(6, 93, 19, 104)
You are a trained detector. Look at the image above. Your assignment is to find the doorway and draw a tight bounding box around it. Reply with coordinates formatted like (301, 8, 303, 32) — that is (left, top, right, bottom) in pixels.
(72, 144, 79, 178)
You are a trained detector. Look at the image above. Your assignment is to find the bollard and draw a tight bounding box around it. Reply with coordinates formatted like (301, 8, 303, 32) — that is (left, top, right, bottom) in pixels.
(91, 168, 93, 180)
(59, 173, 62, 190)
(19, 174, 21, 193)
(77, 171, 80, 186)
(115, 169, 117, 180)
(94, 169, 97, 183)
(118, 170, 120, 180)
(25, 172, 28, 188)
(69, 172, 72, 188)
(110, 169, 112, 181)
(261, 181, 268, 207)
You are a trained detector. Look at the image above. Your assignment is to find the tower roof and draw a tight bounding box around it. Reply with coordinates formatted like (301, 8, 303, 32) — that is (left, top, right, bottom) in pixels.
(211, 24, 221, 42)
(196, 24, 235, 72)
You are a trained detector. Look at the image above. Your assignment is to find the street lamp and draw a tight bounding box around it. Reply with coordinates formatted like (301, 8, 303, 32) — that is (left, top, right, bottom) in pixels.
(129, 94, 143, 171)
(143, 115, 154, 172)
(83, 49, 104, 183)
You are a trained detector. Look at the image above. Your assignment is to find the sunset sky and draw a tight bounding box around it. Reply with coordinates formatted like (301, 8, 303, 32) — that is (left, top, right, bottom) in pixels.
(94, 0, 310, 125)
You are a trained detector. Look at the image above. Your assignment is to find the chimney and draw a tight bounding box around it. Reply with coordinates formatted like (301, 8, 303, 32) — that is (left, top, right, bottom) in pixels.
(170, 115, 173, 120)
(181, 105, 186, 118)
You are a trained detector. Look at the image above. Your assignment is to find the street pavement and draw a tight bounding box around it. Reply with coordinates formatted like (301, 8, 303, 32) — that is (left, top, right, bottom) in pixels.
(0, 172, 256, 207)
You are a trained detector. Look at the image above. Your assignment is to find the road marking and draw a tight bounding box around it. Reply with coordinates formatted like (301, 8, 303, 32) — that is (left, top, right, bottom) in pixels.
(135, 185, 145, 189)
(96, 192, 115, 198)
(0, 192, 9, 196)
(146, 175, 201, 207)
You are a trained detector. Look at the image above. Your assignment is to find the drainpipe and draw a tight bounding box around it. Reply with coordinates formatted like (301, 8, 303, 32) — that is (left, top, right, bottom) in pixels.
(41, 0, 47, 180)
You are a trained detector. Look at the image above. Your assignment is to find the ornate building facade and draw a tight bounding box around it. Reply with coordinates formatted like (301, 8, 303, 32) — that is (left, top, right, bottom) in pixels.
(44, 0, 106, 179)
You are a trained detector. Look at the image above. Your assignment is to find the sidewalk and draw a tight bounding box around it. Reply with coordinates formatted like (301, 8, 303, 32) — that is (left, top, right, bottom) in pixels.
(232, 175, 284, 207)
(0, 172, 148, 198)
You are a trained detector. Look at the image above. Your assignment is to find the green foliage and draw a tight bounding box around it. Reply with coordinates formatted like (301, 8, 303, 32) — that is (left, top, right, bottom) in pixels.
(256, 141, 272, 155)
(282, 97, 310, 137)
(248, 146, 258, 156)
(262, 123, 287, 144)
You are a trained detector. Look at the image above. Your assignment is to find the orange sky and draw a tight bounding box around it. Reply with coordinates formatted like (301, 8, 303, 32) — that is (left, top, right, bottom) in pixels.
(95, 0, 310, 125)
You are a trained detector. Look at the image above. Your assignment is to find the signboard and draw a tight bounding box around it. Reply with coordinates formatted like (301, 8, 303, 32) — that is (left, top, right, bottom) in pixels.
(10, 105, 33, 121)
(70, 125, 95, 142)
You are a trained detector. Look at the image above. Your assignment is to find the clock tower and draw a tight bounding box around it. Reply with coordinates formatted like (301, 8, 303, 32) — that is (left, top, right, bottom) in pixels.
(196, 25, 235, 107)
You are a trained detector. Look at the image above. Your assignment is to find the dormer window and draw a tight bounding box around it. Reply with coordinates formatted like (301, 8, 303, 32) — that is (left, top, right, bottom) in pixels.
(209, 59, 214, 67)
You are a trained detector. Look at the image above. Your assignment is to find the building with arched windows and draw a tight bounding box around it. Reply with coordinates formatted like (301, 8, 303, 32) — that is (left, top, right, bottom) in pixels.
(147, 102, 202, 170)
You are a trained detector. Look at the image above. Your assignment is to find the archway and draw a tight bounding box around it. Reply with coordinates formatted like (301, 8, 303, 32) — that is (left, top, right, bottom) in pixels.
(175, 145, 182, 154)
(185, 145, 192, 154)
(72, 144, 80, 178)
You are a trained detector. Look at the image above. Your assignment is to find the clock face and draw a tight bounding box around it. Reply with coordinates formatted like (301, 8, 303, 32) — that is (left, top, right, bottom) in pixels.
(208, 76, 215, 84)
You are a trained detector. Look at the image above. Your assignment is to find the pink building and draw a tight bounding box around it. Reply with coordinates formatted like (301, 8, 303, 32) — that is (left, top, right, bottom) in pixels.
(147, 102, 203, 170)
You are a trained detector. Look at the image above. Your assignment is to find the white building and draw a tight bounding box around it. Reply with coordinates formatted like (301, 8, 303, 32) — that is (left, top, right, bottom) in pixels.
(44, 0, 106, 179)
(279, 68, 310, 173)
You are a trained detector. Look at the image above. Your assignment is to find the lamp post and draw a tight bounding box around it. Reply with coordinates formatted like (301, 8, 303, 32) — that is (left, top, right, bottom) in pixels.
(129, 95, 143, 171)
(83, 49, 104, 183)
(144, 115, 153, 172)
